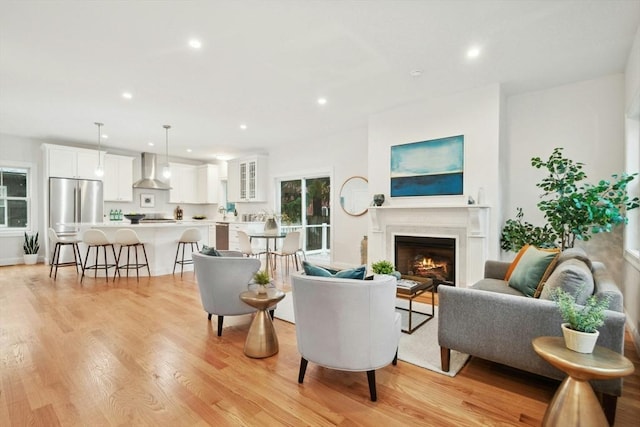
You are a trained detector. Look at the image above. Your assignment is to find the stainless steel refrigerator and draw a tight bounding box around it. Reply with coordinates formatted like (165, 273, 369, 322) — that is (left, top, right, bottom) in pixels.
(49, 177, 103, 235)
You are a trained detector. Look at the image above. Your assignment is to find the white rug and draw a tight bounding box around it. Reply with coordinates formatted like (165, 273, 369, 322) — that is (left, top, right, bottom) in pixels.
(274, 293, 470, 377)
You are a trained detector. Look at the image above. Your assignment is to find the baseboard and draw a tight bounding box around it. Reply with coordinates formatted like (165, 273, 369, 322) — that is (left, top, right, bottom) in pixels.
(0, 256, 43, 266)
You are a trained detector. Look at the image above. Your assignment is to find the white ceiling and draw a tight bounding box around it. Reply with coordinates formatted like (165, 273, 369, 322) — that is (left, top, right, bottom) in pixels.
(1, 0, 639, 161)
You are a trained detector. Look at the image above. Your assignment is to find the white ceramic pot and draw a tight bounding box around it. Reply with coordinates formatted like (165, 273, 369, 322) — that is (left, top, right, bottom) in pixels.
(561, 323, 599, 353)
(23, 254, 38, 265)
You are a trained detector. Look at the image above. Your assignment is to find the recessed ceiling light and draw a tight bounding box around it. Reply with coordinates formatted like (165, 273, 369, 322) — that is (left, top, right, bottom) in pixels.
(216, 154, 232, 161)
(189, 39, 202, 49)
(122, 92, 133, 99)
(186, 148, 192, 153)
(148, 142, 154, 146)
(101, 134, 108, 139)
(317, 97, 327, 105)
(409, 69, 422, 77)
(239, 124, 247, 130)
(467, 47, 481, 59)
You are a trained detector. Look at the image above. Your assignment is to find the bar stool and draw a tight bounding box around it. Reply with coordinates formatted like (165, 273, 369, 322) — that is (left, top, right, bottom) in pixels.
(173, 228, 201, 277)
(115, 229, 150, 281)
(48, 228, 83, 279)
(82, 229, 118, 282)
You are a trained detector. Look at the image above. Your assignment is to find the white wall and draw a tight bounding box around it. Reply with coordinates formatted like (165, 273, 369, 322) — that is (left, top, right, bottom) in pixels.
(367, 83, 503, 259)
(268, 126, 369, 267)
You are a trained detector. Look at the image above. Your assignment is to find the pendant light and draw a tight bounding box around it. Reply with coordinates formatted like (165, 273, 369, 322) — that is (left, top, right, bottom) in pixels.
(94, 122, 104, 177)
(162, 125, 171, 179)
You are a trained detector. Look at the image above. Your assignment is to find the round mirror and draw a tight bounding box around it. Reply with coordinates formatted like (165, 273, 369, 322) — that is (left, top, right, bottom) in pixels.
(339, 176, 369, 216)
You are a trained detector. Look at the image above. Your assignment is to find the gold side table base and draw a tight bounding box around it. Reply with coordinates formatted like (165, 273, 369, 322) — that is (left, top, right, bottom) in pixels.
(543, 376, 608, 427)
(240, 289, 286, 359)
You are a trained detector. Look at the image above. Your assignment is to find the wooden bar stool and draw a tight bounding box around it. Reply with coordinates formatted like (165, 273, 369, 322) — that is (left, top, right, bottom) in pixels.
(173, 228, 201, 277)
(48, 228, 83, 279)
(115, 229, 150, 281)
(82, 229, 118, 282)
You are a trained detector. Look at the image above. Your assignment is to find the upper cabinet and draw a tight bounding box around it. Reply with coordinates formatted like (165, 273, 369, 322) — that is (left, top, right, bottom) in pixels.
(169, 162, 220, 204)
(44, 144, 105, 180)
(196, 164, 219, 204)
(103, 154, 134, 201)
(228, 155, 268, 202)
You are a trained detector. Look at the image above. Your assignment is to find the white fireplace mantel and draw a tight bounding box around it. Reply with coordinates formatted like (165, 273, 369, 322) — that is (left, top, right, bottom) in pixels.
(367, 204, 490, 286)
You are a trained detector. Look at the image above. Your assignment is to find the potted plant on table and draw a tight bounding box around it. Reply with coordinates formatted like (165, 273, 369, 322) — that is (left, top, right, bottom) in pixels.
(253, 270, 272, 295)
(23, 232, 39, 265)
(552, 288, 610, 353)
(371, 260, 401, 280)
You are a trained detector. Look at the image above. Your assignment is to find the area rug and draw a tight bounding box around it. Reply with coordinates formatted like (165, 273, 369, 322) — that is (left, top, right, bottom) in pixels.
(274, 293, 470, 377)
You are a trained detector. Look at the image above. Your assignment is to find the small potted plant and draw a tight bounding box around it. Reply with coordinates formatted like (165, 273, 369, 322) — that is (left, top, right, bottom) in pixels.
(23, 232, 39, 265)
(253, 270, 272, 294)
(552, 288, 610, 353)
(371, 260, 401, 279)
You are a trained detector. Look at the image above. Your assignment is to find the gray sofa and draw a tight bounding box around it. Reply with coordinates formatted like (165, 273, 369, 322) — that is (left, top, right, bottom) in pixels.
(438, 249, 626, 424)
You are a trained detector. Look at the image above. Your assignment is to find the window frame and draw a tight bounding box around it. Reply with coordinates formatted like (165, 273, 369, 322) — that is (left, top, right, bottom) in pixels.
(0, 160, 36, 237)
(624, 93, 640, 271)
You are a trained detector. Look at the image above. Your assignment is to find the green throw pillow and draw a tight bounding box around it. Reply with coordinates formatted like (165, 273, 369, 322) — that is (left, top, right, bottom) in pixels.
(302, 261, 366, 280)
(200, 245, 221, 257)
(508, 246, 559, 297)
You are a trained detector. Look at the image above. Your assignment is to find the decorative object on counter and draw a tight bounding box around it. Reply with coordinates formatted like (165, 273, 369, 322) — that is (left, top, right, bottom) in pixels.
(264, 216, 278, 234)
(467, 196, 475, 205)
(162, 125, 171, 179)
(253, 270, 272, 294)
(94, 122, 104, 177)
(140, 193, 155, 208)
(174, 205, 183, 220)
(217, 206, 227, 220)
(23, 232, 39, 265)
(124, 213, 146, 225)
(192, 215, 206, 220)
(234, 208, 238, 218)
(373, 193, 385, 207)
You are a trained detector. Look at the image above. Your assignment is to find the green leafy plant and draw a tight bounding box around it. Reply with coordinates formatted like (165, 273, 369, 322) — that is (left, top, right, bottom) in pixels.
(23, 232, 39, 254)
(500, 207, 557, 252)
(552, 288, 610, 333)
(371, 260, 395, 275)
(254, 270, 271, 285)
(500, 147, 639, 251)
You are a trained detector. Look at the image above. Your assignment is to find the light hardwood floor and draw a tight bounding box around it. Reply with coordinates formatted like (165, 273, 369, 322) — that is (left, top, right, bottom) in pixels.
(1, 263, 639, 426)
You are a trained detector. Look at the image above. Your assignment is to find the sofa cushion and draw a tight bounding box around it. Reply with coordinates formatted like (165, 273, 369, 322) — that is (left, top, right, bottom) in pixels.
(302, 261, 366, 280)
(556, 247, 593, 271)
(200, 245, 221, 256)
(507, 246, 560, 297)
(539, 258, 594, 304)
(472, 278, 527, 297)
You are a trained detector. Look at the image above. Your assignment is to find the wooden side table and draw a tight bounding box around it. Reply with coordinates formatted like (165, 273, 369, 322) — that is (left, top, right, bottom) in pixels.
(532, 336, 634, 427)
(239, 289, 286, 358)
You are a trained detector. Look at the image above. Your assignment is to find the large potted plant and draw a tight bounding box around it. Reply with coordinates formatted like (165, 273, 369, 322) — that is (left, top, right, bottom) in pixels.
(501, 147, 639, 251)
(23, 232, 39, 265)
(553, 288, 610, 353)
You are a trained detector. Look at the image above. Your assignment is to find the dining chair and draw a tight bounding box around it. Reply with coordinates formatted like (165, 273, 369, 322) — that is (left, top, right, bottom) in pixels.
(270, 231, 302, 277)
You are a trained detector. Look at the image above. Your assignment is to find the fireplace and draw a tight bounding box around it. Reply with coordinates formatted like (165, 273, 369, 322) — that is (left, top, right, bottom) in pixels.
(394, 235, 456, 289)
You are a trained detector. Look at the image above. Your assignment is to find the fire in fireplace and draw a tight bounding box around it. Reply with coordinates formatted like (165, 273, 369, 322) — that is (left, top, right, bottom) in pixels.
(394, 235, 456, 289)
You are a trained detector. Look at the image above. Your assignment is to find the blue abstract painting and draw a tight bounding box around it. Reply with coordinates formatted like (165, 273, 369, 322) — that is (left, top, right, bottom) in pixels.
(390, 135, 464, 197)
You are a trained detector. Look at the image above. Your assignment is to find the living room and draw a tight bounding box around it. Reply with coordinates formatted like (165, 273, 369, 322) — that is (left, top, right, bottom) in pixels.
(1, 1, 640, 425)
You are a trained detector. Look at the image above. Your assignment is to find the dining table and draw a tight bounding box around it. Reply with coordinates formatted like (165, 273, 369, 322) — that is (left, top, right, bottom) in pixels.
(248, 232, 287, 273)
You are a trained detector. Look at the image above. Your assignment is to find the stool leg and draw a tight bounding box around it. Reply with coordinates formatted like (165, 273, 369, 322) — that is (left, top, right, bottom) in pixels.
(116, 246, 123, 278)
(49, 243, 57, 278)
(173, 242, 181, 275)
(126, 245, 131, 278)
(93, 246, 99, 278)
(82, 246, 90, 282)
(134, 244, 140, 281)
(110, 245, 118, 282)
(74, 243, 84, 274)
(181, 242, 186, 277)
(142, 244, 150, 276)
(102, 245, 109, 281)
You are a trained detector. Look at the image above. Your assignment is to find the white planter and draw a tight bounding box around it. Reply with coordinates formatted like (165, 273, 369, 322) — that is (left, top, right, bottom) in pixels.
(23, 254, 38, 265)
(561, 323, 599, 353)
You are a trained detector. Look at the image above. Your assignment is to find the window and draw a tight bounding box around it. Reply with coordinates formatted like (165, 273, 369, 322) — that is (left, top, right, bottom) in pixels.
(0, 166, 30, 230)
(624, 93, 640, 269)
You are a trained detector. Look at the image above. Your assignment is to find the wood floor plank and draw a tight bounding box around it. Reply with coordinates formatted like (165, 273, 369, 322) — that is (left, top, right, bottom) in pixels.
(1, 263, 639, 426)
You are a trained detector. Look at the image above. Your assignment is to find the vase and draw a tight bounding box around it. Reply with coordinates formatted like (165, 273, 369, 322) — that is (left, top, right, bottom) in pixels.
(373, 194, 385, 206)
(257, 284, 268, 295)
(561, 323, 599, 353)
(264, 218, 278, 234)
(23, 254, 38, 265)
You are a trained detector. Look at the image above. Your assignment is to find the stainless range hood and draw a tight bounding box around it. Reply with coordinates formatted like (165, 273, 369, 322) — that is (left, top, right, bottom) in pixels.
(132, 152, 171, 190)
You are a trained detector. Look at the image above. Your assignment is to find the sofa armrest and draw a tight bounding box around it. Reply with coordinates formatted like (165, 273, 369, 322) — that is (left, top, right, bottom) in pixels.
(437, 285, 626, 395)
(484, 260, 510, 279)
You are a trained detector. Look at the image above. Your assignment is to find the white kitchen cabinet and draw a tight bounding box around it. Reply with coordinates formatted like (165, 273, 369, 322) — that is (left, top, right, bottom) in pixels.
(196, 164, 219, 204)
(227, 155, 268, 202)
(169, 162, 197, 204)
(45, 144, 105, 180)
(103, 154, 134, 201)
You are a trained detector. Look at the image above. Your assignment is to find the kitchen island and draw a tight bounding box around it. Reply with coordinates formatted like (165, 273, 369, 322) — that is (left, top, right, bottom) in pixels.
(83, 221, 211, 276)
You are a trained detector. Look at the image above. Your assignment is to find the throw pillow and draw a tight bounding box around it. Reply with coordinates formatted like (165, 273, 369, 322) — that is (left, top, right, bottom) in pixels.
(200, 245, 221, 257)
(302, 261, 366, 280)
(504, 244, 530, 281)
(539, 258, 594, 305)
(555, 247, 593, 271)
(507, 245, 560, 297)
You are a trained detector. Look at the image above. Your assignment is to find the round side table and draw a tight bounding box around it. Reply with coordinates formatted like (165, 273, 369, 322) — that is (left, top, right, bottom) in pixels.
(240, 289, 286, 358)
(532, 336, 634, 427)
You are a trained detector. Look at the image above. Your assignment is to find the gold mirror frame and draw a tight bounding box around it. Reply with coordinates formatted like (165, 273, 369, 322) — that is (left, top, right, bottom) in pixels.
(339, 176, 369, 216)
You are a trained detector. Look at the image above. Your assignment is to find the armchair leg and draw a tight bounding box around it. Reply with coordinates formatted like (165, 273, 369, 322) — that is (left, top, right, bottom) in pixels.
(441, 347, 451, 372)
(217, 315, 224, 336)
(393, 349, 398, 366)
(602, 393, 618, 426)
(298, 357, 308, 383)
(207, 313, 212, 321)
(269, 309, 275, 319)
(366, 370, 377, 402)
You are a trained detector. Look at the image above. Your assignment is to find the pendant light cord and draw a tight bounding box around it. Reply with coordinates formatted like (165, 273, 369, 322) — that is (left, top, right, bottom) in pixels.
(94, 122, 103, 175)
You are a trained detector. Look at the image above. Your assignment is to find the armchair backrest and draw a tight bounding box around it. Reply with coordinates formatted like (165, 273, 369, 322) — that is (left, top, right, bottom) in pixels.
(193, 252, 261, 316)
(291, 273, 400, 371)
